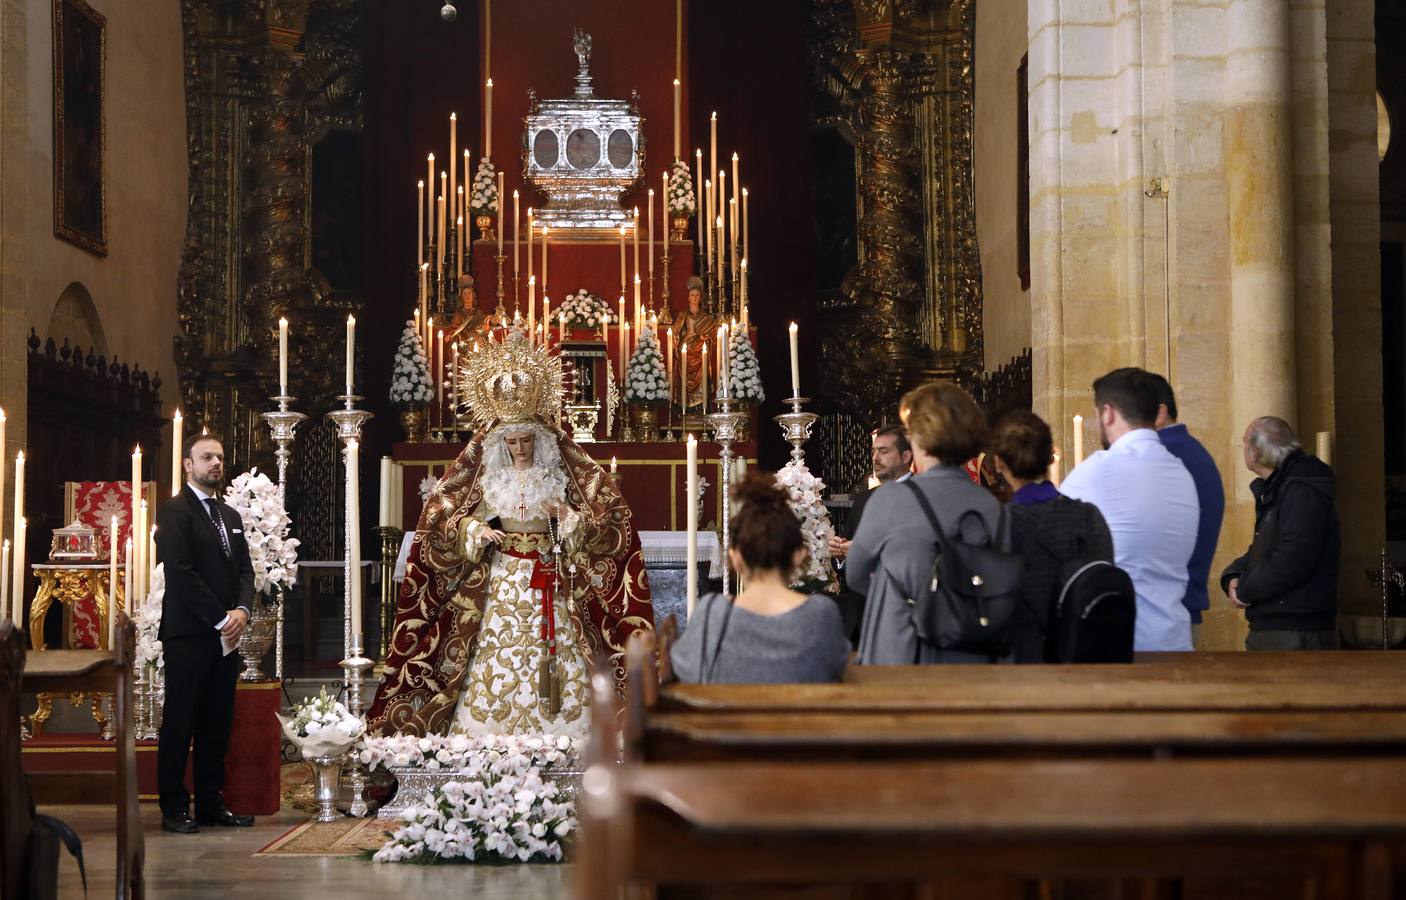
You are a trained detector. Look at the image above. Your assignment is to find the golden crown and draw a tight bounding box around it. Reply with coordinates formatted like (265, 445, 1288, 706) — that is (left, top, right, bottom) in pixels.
(456, 328, 565, 430)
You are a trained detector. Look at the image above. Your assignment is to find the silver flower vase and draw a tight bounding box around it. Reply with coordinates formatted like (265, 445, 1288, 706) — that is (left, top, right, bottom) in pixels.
(237, 594, 278, 682)
(309, 752, 346, 823)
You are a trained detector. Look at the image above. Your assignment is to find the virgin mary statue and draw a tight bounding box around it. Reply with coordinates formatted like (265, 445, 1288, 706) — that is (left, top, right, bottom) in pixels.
(368, 329, 654, 738)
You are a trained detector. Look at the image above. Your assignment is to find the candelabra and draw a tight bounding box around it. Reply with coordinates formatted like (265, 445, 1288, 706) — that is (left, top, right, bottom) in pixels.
(340, 639, 374, 817)
(326, 395, 374, 676)
(378, 526, 404, 666)
(495, 253, 507, 323)
(775, 395, 819, 465)
(262, 395, 307, 681)
(132, 661, 162, 741)
(706, 395, 748, 598)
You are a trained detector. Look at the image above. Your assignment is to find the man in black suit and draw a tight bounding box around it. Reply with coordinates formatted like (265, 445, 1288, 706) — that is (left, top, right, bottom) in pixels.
(155, 434, 256, 834)
(828, 425, 913, 643)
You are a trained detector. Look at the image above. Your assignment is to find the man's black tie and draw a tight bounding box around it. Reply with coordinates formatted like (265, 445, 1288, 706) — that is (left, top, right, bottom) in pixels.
(205, 498, 232, 559)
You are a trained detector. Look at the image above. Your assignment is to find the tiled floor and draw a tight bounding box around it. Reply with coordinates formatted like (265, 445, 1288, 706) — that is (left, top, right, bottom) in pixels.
(44, 804, 574, 899)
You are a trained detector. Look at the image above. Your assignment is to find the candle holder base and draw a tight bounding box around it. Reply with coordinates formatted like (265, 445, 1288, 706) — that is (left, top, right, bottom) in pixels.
(339, 648, 375, 817)
(775, 397, 819, 464)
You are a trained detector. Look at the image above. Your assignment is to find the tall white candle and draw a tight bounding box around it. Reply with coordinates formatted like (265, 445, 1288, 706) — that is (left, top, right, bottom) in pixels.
(541, 226, 548, 292)
(147, 525, 156, 604)
(528, 276, 537, 338)
(788, 323, 800, 398)
(426, 154, 435, 244)
(709, 113, 717, 224)
(673, 78, 681, 158)
(485, 78, 494, 158)
(379, 456, 393, 528)
(449, 112, 457, 225)
(108, 517, 118, 648)
(543, 296, 551, 345)
(681, 341, 688, 412)
(717, 325, 729, 399)
(123, 538, 132, 619)
(496, 172, 505, 256)
(171, 410, 183, 497)
(1073, 415, 1085, 467)
(437, 329, 445, 418)
(417, 180, 424, 267)
(527, 209, 535, 286)
(619, 296, 627, 374)
(347, 439, 363, 642)
(634, 275, 642, 336)
(462, 150, 472, 248)
(703, 179, 712, 269)
(1, 539, 9, 625)
(345, 315, 356, 395)
(130, 446, 141, 601)
(702, 344, 709, 416)
(11, 519, 23, 627)
(278, 318, 289, 395)
(456, 212, 465, 279)
(513, 189, 520, 277)
(619, 224, 627, 292)
(743, 187, 750, 263)
(13, 451, 23, 537)
(686, 435, 698, 617)
(695, 149, 704, 253)
(666, 327, 674, 397)
(137, 500, 148, 606)
(647, 189, 655, 277)
(0, 409, 5, 544)
(633, 207, 640, 287)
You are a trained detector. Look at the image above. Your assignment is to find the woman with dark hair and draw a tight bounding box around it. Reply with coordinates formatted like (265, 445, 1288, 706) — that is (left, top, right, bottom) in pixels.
(989, 410, 1114, 662)
(671, 472, 850, 683)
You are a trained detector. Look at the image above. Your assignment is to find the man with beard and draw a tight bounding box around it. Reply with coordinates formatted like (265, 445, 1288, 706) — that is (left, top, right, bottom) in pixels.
(154, 434, 256, 833)
(827, 425, 913, 643)
(1059, 368, 1200, 651)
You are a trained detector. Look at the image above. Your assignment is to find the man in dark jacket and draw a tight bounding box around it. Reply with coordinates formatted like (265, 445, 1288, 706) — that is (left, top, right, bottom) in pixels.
(828, 425, 912, 643)
(155, 434, 257, 833)
(1150, 374, 1224, 645)
(1220, 416, 1339, 650)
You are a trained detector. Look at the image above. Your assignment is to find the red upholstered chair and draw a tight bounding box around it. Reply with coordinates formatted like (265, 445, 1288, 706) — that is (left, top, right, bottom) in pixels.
(60, 481, 158, 650)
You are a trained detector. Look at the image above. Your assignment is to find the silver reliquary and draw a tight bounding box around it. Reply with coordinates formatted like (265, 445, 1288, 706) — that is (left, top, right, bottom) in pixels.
(525, 28, 644, 234)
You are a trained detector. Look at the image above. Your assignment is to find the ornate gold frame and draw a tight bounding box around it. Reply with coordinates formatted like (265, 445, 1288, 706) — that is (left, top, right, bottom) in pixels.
(52, 0, 107, 256)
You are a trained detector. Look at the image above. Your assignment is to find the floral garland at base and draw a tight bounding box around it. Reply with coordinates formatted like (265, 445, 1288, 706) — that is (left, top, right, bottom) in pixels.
(557, 289, 611, 330)
(775, 460, 839, 594)
(366, 734, 581, 865)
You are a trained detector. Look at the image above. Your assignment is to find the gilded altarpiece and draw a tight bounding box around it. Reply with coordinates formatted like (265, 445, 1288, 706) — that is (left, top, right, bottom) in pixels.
(808, 0, 983, 429)
(177, 0, 362, 560)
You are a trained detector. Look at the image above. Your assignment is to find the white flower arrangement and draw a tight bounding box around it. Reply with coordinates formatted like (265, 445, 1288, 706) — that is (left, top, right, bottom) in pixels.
(623, 329, 668, 405)
(277, 686, 365, 758)
(369, 733, 581, 865)
(390, 320, 434, 407)
(359, 732, 580, 773)
(133, 563, 165, 671)
(775, 460, 839, 594)
(222, 469, 300, 595)
(727, 328, 765, 403)
(556, 289, 611, 329)
(469, 157, 498, 216)
(667, 159, 696, 216)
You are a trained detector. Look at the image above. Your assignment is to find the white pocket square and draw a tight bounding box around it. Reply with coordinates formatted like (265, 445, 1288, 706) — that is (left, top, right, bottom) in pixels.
(231, 528, 242, 534)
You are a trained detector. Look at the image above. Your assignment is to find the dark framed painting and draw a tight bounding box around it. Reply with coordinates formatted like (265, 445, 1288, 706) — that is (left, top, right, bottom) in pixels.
(53, 0, 106, 256)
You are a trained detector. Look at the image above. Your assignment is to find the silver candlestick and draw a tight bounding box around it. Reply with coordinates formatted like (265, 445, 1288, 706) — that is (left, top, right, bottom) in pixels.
(707, 396, 748, 598)
(775, 396, 819, 464)
(340, 638, 374, 817)
(326, 395, 374, 676)
(262, 395, 307, 682)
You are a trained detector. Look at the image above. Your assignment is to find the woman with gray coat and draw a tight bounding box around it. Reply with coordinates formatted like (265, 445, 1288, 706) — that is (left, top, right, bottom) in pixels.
(847, 383, 1011, 664)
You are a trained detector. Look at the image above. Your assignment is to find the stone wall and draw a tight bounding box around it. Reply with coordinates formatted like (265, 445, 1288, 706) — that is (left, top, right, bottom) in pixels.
(0, 0, 185, 527)
(1027, 0, 1383, 648)
(974, 0, 1031, 371)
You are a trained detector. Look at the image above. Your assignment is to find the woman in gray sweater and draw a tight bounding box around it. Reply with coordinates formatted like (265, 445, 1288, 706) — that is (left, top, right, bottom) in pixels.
(848, 383, 1011, 664)
(671, 473, 851, 684)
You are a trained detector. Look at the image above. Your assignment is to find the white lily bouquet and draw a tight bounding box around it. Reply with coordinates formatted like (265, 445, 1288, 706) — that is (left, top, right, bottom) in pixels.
(557, 289, 611, 330)
(775, 460, 839, 594)
(134, 562, 165, 671)
(727, 327, 765, 403)
(371, 733, 580, 864)
(390, 319, 434, 407)
(223, 469, 300, 595)
(470, 157, 498, 217)
(668, 158, 696, 216)
(623, 329, 668, 406)
(277, 686, 365, 758)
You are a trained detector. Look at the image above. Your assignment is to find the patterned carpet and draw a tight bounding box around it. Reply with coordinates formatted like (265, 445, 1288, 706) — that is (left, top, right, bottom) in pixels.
(255, 762, 397, 857)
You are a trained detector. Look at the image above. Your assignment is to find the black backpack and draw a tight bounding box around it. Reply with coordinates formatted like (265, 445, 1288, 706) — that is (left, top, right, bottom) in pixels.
(1047, 522, 1136, 663)
(888, 481, 1024, 654)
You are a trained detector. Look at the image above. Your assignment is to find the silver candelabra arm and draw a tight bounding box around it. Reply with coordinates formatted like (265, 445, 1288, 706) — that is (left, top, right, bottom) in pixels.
(774, 396, 819, 465)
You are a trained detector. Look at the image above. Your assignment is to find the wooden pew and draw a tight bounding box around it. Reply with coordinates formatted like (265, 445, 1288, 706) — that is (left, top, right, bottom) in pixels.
(584, 664, 1406, 899)
(1, 618, 144, 899)
(630, 635, 1406, 762)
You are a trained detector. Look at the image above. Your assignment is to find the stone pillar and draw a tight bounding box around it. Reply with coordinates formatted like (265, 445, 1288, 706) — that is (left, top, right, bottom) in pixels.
(1225, 1, 1298, 519)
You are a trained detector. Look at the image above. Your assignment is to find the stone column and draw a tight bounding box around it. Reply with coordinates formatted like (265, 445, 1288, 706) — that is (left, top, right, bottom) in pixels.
(1225, 0, 1297, 492)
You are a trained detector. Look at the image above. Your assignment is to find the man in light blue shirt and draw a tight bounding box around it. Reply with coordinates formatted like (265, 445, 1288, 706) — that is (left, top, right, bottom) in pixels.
(1059, 368, 1200, 651)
